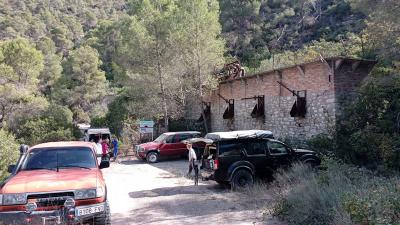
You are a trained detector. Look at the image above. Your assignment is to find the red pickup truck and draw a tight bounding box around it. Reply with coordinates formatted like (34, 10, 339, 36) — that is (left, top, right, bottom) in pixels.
(135, 131, 203, 163)
(0, 142, 110, 225)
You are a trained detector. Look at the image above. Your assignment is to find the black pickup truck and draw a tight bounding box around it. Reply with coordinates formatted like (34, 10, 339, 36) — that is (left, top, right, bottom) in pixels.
(193, 130, 320, 189)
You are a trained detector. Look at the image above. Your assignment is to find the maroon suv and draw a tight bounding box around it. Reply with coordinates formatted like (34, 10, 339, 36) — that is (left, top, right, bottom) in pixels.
(135, 131, 202, 163)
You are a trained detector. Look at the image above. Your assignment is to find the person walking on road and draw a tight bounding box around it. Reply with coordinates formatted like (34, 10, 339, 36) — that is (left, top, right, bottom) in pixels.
(111, 137, 119, 162)
(186, 143, 199, 185)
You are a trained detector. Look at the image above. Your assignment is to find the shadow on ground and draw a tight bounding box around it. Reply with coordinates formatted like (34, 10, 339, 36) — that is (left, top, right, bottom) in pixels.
(108, 156, 278, 225)
(149, 158, 194, 177)
(119, 158, 146, 165)
(112, 191, 254, 225)
(128, 184, 227, 199)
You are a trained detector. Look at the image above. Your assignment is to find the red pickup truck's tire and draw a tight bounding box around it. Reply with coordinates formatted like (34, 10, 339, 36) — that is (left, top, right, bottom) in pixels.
(90, 201, 111, 225)
(146, 152, 159, 163)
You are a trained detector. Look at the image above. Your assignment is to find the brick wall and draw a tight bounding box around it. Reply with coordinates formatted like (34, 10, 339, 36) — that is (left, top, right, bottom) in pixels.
(334, 60, 374, 119)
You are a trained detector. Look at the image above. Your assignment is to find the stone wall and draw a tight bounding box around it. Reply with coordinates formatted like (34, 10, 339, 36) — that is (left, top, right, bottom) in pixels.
(209, 91, 336, 139)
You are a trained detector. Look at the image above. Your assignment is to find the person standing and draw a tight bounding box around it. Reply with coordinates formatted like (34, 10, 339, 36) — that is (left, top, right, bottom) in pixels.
(95, 137, 103, 165)
(101, 138, 109, 156)
(111, 137, 119, 162)
(186, 143, 199, 185)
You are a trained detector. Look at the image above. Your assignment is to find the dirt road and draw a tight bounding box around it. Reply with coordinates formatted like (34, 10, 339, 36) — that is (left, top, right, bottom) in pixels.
(102, 157, 280, 225)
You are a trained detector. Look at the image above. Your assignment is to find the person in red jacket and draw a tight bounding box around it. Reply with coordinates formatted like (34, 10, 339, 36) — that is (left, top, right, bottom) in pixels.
(101, 138, 109, 156)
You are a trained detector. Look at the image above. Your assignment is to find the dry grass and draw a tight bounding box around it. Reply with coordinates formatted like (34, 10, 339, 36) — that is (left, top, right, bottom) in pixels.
(269, 159, 400, 225)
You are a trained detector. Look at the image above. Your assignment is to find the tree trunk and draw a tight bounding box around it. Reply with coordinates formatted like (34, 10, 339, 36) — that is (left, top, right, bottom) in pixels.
(156, 41, 168, 131)
(0, 105, 4, 129)
(194, 11, 208, 134)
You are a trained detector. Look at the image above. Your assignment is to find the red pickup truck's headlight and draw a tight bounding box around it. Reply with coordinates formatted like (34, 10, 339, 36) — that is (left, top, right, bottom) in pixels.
(74, 186, 105, 200)
(74, 189, 96, 200)
(0, 193, 27, 205)
(136, 146, 145, 152)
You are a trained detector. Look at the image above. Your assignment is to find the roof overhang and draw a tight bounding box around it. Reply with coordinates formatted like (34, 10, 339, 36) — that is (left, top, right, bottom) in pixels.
(220, 57, 377, 84)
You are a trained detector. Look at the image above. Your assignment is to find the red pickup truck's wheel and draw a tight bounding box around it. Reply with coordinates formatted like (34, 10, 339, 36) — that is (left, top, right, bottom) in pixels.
(146, 152, 159, 163)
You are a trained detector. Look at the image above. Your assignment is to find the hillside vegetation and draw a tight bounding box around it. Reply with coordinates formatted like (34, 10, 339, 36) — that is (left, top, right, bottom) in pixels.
(0, 2, 399, 222)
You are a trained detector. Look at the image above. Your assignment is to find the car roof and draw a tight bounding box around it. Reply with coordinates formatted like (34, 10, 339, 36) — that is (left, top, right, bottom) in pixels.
(163, 131, 201, 135)
(30, 141, 95, 150)
(87, 128, 110, 135)
(205, 130, 274, 141)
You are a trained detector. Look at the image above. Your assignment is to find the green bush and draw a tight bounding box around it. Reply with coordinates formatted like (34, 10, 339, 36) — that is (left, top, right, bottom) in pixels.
(0, 130, 19, 182)
(271, 158, 400, 225)
(336, 74, 400, 172)
(15, 104, 77, 145)
(307, 134, 336, 156)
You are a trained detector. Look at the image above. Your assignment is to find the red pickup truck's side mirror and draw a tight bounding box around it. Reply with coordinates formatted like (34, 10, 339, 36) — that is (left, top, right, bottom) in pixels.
(99, 161, 110, 169)
(19, 145, 29, 154)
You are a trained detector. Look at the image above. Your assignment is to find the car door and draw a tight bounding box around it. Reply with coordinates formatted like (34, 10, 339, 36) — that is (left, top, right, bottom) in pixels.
(243, 140, 269, 171)
(159, 134, 178, 157)
(267, 141, 292, 169)
(217, 140, 244, 180)
(176, 133, 192, 156)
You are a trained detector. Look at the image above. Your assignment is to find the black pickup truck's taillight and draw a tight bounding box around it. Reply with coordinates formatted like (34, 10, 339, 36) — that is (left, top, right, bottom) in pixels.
(214, 159, 219, 170)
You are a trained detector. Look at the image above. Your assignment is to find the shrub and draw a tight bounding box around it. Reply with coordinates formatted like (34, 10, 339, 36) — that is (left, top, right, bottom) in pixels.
(336, 74, 400, 173)
(0, 129, 19, 182)
(307, 134, 335, 156)
(271, 158, 400, 225)
(15, 104, 77, 145)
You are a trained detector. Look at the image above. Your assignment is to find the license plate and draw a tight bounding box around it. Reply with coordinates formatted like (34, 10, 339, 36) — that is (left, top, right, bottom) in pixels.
(41, 216, 61, 225)
(75, 205, 104, 216)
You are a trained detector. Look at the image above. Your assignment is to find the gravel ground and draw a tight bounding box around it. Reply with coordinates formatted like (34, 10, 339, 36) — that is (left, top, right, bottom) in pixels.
(102, 156, 281, 225)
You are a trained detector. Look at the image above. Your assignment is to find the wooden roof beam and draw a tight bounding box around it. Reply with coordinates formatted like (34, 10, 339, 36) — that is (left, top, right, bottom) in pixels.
(352, 61, 361, 71)
(296, 65, 305, 76)
(335, 58, 344, 70)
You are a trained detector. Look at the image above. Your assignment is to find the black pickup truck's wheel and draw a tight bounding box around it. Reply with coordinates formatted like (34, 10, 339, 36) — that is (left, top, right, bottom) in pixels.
(89, 201, 111, 225)
(303, 160, 319, 170)
(231, 169, 254, 190)
(146, 152, 159, 163)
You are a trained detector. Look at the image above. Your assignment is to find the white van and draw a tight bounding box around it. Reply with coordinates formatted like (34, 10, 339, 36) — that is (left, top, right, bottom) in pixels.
(83, 128, 111, 142)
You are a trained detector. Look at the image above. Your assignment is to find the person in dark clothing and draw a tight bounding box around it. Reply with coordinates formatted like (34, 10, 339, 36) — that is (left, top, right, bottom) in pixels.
(111, 138, 119, 162)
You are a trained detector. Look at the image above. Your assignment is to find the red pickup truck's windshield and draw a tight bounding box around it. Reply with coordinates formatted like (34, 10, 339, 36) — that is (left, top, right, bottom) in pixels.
(21, 147, 97, 171)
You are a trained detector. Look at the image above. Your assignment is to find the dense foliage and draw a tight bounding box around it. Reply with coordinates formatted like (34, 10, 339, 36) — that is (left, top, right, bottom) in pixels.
(336, 73, 400, 172)
(13, 104, 77, 145)
(0, 0, 126, 53)
(0, 0, 377, 141)
(0, 130, 19, 182)
(88, 0, 224, 131)
(0, 38, 44, 127)
(219, 0, 365, 68)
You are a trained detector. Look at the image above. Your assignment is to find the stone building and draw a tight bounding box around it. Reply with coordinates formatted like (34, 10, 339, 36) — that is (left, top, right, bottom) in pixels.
(186, 57, 376, 139)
